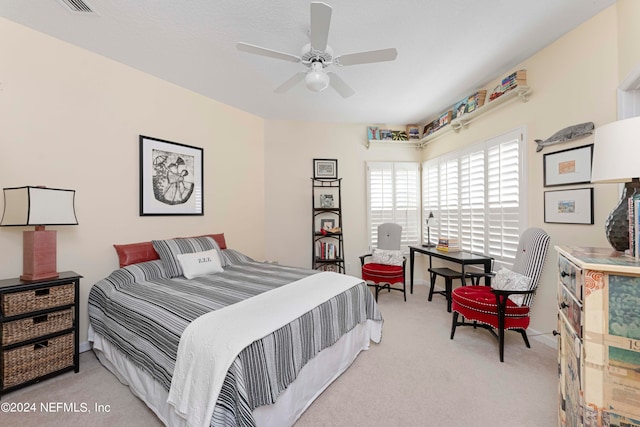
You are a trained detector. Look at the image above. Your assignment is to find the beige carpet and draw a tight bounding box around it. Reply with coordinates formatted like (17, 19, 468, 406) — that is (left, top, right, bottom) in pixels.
(1, 285, 558, 426)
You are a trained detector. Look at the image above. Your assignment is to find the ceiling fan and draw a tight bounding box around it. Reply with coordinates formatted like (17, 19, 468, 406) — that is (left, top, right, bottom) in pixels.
(236, 2, 398, 98)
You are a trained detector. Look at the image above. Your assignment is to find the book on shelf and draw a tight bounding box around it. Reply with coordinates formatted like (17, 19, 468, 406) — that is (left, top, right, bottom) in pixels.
(316, 241, 338, 260)
(436, 237, 460, 252)
(631, 193, 640, 259)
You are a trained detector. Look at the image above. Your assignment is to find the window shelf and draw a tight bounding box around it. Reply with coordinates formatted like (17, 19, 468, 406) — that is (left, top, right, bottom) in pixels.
(419, 85, 531, 147)
(365, 139, 422, 149)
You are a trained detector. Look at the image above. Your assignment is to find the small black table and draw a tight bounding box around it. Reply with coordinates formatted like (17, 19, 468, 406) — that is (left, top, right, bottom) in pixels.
(409, 245, 493, 293)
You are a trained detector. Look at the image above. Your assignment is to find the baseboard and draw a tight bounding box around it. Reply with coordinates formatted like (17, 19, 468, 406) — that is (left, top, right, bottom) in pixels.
(528, 328, 558, 350)
(80, 340, 92, 353)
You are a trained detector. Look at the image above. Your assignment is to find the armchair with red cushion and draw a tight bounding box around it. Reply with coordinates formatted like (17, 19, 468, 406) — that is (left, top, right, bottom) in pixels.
(360, 223, 406, 302)
(450, 228, 550, 362)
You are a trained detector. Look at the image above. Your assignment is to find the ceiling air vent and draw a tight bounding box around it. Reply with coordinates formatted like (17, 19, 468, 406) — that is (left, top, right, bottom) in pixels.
(56, 0, 95, 14)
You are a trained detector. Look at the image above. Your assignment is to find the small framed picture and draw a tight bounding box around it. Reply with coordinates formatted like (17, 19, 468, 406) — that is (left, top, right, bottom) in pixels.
(313, 159, 338, 179)
(367, 126, 380, 140)
(379, 129, 393, 140)
(320, 218, 335, 231)
(406, 125, 420, 140)
(320, 194, 334, 208)
(543, 144, 593, 187)
(544, 188, 594, 224)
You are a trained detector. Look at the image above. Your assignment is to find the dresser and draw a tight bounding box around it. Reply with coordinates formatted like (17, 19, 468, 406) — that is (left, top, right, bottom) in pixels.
(0, 271, 81, 396)
(555, 247, 640, 426)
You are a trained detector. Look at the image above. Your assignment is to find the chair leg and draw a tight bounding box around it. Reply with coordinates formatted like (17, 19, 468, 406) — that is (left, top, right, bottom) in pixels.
(374, 284, 380, 302)
(519, 329, 531, 348)
(402, 278, 406, 302)
(450, 311, 459, 339)
(427, 272, 436, 301)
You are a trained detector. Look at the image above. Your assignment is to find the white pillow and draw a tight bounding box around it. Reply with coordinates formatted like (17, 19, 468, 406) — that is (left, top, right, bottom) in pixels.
(371, 248, 404, 266)
(491, 267, 532, 306)
(176, 249, 224, 279)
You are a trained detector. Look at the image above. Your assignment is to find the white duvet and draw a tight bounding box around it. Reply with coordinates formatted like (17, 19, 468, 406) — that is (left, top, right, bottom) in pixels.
(167, 272, 371, 427)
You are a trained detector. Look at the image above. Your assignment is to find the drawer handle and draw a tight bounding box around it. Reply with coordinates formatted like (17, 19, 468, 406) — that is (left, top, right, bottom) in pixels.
(559, 302, 569, 309)
(560, 271, 569, 277)
(34, 340, 49, 350)
(35, 289, 50, 297)
(553, 330, 560, 336)
(33, 315, 48, 324)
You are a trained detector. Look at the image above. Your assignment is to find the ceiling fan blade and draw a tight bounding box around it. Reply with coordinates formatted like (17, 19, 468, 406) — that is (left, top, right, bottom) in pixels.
(236, 42, 301, 63)
(275, 72, 306, 93)
(310, 2, 332, 52)
(335, 48, 398, 66)
(328, 72, 355, 98)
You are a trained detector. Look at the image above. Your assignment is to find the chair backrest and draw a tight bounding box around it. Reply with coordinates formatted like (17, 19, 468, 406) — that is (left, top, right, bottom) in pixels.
(511, 227, 550, 305)
(377, 223, 402, 251)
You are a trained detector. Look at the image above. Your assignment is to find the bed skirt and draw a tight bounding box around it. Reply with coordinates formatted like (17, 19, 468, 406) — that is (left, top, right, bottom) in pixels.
(88, 319, 381, 426)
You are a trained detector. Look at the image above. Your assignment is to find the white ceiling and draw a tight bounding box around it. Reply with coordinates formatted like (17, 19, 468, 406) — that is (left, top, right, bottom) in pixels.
(0, 0, 616, 124)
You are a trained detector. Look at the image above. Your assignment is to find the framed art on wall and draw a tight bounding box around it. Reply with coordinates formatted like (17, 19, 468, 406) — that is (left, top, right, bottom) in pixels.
(544, 188, 594, 224)
(313, 159, 338, 179)
(543, 144, 593, 187)
(140, 135, 204, 216)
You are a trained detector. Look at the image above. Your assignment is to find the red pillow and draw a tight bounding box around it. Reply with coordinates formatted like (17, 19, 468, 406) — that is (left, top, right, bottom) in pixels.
(114, 233, 227, 267)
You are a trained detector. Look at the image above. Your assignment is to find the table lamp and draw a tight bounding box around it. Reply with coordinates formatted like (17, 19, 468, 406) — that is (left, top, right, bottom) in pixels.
(1, 186, 78, 281)
(424, 211, 437, 247)
(590, 116, 640, 252)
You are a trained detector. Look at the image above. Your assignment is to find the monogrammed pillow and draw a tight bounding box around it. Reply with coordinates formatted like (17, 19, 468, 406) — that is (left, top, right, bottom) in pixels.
(176, 249, 224, 279)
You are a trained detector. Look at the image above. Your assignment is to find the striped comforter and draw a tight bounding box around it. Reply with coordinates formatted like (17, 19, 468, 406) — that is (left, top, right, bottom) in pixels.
(88, 249, 382, 426)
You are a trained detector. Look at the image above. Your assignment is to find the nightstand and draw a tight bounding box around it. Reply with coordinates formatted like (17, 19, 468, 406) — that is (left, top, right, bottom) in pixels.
(0, 271, 81, 397)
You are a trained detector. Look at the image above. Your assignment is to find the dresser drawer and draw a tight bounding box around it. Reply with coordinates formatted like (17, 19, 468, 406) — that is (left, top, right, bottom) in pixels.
(1, 283, 75, 317)
(2, 333, 74, 389)
(2, 308, 73, 346)
(558, 255, 583, 301)
(558, 284, 582, 338)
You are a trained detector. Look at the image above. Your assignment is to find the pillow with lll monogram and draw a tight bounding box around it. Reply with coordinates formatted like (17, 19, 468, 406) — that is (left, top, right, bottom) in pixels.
(176, 249, 224, 279)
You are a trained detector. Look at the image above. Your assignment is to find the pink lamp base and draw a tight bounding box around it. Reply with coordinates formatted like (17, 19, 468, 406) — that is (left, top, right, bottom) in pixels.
(21, 229, 59, 281)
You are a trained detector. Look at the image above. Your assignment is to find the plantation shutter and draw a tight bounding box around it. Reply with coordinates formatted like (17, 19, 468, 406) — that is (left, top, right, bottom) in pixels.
(460, 148, 486, 253)
(422, 160, 439, 246)
(486, 131, 522, 264)
(366, 162, 420, 251)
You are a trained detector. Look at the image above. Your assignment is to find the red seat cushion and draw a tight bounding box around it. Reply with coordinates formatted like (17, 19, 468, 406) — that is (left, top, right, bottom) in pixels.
(362, 263, 404, 283)
(451, 286, 530, 330)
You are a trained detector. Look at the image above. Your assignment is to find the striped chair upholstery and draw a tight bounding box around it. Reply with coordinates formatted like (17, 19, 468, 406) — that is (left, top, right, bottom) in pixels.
(450, 228, 550, 362)
(360, 223, 406, 302)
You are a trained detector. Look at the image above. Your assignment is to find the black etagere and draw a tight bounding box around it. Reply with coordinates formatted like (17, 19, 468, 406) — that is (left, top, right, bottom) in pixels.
(312, 178, 345, 273)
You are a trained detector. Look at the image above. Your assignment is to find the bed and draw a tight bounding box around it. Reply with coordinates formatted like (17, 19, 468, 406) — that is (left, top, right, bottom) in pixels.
(87, 234, 383, 427)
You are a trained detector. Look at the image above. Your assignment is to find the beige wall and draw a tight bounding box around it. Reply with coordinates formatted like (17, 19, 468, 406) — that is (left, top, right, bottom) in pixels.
(0, 17, 266, 343)
(617, 0, 640, 82)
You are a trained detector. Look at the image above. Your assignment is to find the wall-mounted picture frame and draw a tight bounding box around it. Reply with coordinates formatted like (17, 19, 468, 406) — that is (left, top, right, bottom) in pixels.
(313, 158, 338, 179)
(544, 188, 594, 224)
(140, 135, 204, 216)
(543, 144, 593, 187)
(320, 218, 335, 231)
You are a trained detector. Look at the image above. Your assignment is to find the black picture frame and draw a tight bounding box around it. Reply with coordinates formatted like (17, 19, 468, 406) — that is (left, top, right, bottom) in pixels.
(544, 188, 594, 224)
(320, 218, 335, 231)
(313, 158, 338, 179)
(140, 135, 204, 216)
(543, 144, 593, 187)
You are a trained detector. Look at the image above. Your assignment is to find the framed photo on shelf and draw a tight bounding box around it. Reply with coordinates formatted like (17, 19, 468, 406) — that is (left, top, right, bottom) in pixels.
(367, 126, 380, 140)
(139, 135, 203, 216)
(544, 188, 594, 224)
(320, 194, 334, 208)
(313, 158, 338, 179)
(543, 144, 593, 187)
(320, 218, 335, 231)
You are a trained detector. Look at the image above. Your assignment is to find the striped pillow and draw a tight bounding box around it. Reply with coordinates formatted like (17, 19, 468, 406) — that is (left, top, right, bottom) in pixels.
(152, 236, 224, 278)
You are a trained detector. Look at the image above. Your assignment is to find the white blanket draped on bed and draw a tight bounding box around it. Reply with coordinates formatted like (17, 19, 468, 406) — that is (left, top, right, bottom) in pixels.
(167, 272, 377, 427)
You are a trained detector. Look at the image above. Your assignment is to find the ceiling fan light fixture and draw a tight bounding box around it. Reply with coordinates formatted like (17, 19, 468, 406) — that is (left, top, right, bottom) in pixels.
(305, 62, 330, 92)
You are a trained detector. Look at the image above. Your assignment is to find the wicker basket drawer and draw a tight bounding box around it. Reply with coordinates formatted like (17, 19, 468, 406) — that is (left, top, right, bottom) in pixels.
(2, 333, 74, 389)
(2, 309, 73, 346)
(1, 283, 75, 317)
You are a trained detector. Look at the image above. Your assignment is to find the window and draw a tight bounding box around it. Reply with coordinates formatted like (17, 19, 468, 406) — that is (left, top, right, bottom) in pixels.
(422, 128, 526, 267)
(366, 162, 420, 252)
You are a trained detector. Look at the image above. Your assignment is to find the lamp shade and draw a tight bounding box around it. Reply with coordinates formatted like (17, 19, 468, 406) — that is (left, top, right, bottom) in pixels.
(1, 186, 78, 226)
(591, 116, 640, 183)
